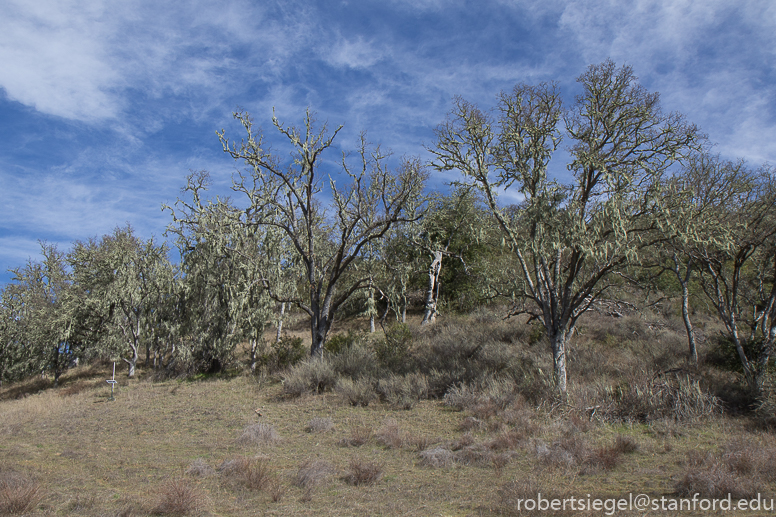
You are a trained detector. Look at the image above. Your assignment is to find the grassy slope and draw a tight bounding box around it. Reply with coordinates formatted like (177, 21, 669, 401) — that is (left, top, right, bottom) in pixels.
(1, 311, 775, 516)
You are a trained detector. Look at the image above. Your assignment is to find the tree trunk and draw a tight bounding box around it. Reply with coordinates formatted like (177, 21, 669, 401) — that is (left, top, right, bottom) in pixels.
(421, 251, 443, 326)
(680, 281, 698, 365)
(549, 329, 568, 396)
(275, 302, 286, 343)
(249, 338, 259, 373)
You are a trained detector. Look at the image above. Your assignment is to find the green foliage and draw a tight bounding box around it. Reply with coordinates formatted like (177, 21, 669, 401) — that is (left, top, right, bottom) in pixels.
(374, 324, 413, 370)
(261, 335, 305, 371)
(325, 331, 361, 355)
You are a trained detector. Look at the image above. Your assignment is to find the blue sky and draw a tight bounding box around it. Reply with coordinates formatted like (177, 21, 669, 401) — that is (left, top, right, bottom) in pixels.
(1, 0, 774, 285)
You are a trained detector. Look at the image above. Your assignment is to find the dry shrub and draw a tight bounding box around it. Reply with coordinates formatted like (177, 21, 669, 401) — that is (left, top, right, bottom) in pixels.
(218, 457, 276, 491)
(487, 428, 524, 451)
(0, 471, 44, 515)
(293, 459, 335, 490)
(675, 444, 768, 500)
(460, 416, 484, 432)
(444, 377, 524, 422)
(498, 477, 571, 516)
(236, 423, 280, 446)
(612, 434, 639, 454)
(343, 457, 383, 486)
(339, 425, 373, 447)
(305, 417, 334, 433)
(376, 418, 403, 449)
(597, 371, 721, 423)
(454, 445, 493, 467)
(377, 373, 429, 409)
(185, 459, 214, 478)
(281, 359, 337, 398)
(419, 447, 455, 468)
(676, 464, 759, 500)
(335, 377, 377, 407)
(451, 433, 476, 451)
(405, 434, 439, 452)
(151, 479, 205, 516)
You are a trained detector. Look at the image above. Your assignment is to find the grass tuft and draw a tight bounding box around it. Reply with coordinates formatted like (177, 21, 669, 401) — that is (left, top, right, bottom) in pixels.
(236, 423, 280, 446)
(0, 471, 44, 515)
(151, 478, 205, 516)
(343, 457, 383, 486)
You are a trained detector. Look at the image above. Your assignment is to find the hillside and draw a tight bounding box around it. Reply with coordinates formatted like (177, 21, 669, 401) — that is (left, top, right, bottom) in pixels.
(1, 309, 775, 516)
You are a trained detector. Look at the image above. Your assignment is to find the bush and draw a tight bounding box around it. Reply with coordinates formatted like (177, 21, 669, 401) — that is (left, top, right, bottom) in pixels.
(325, 331, 361, 355)
(377, 373, 429, 409)
(374, 323, 413, 370)
(151, 478, 205, 516)
(597, 371, 721, 423)
(281, 358, 337, 397)
(0, 471, 44, 515)
(261, 336, 306, 371)
(342, 457, 383, 486)
(236, 423, 280, 446)
(328, 343, 380, 380)
(293, 460, 335, 490)
(218, 457, 277, 492)
(335, 377, 377, 407)
(305, 417, 334, 433)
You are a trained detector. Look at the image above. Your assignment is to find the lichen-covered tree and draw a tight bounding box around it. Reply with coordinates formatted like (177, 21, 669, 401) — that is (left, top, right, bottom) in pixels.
(431, 61, 699, 395)
(219, 110, 426, 357)
(5, 243, 74, 386)
(70, 226, 172, 377)
(688, 164, 776, 394)
(165, 171, 276, 373)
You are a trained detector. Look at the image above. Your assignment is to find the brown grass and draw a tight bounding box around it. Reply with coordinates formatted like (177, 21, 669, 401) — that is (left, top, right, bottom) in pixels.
(0, 310, 772, 516)
(342, 457, 383, 486)
(151, 478, 206, 516)
(293, 459, 335, 490)
(0, 471, 44, 515)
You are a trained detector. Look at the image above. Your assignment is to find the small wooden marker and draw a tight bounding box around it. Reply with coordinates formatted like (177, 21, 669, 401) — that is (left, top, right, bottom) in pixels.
(106, 362, 118, 401)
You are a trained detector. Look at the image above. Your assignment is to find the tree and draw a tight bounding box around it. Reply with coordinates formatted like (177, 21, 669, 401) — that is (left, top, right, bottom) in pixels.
(218, 109, 426, 357)
(70, 226, 172, 377)
(4, 243, 74, 386)
(688, 163, 776, 393)
(431, 61, 699, 395)
(165, 171, 276, 373)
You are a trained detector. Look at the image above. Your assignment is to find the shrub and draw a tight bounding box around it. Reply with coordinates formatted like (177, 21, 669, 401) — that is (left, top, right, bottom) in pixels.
(343, 457, 383, 486)
(376, 418, 403, 449)
(335, 377, 377, 407)
(236, 423, 280, 446)
(377, 373, 429, 409)
(339, 425, 373, 447)
(151, 478, 205, 516)
(418, 447, 454, 468)
(597, 371, 721, 423)
(374, 323, 413, 370)
(261, 336, 306, 371)
(293, 459, 335, 490)
(185, 459, 214, 478)
(281, 359, 337, 397)
(305, 417, 334, 433)
(328, 343, 380, 380)
(0, 471, 44, 515)
(325, 331, 361, 355)
(218, 457, 276, 492)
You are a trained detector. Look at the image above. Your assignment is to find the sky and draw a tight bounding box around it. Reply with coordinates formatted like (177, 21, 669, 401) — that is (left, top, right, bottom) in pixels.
(1, 0, 774, 285)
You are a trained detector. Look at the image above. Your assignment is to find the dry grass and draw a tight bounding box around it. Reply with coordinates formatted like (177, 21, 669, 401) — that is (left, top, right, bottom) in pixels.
(293, 459, 335, 490)
(236, 423, 281, 446)
(151, 478, 206, 516)
(0, 311, 774, 516)
(0, 471, 44, 515)
(342, 457, 383, 486)
(305, 417, 334, 433)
